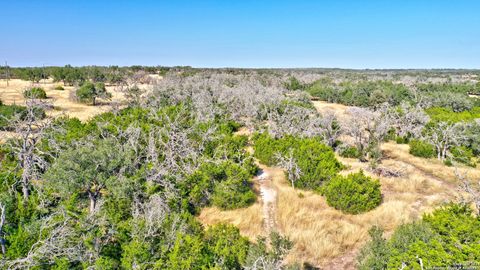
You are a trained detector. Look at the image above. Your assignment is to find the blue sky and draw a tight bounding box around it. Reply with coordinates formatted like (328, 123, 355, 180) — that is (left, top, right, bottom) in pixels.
(2, 0, 480, 68)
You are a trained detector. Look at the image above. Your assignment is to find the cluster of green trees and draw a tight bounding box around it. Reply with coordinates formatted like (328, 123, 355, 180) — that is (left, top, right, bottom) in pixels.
(0, 98, 300, 268)
(404, 106, 480, 166)
(425, 106, 480, 123)
(301, 77, 480, 110)
(358, 204, 480, 269)
(5, 65, 173, 85)
(253, 133, 383, 214)
(306, 79, 412, 107)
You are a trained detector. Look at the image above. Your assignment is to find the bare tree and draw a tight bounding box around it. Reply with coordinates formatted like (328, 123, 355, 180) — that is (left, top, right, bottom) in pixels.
(392, 102, 430, 139)
(455, 169, 480, 214)
(5, 212, 84, 269)
(6, 98, 50, 202)
(342, 104, 393, 164)
(424, 121, 465, 160)
(0, 202, 6, 255)
(266, 104, 317, 138)
(317, 110, 341, 147)
(275, 151, 302, 189)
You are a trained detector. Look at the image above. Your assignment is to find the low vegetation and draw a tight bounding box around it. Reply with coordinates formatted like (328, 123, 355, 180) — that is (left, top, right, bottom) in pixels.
(253, 133, 343, 190)
(322, 171, 382, 214)
(409, 139, 436, 158)
(23, 87, 47, 99)
(357, 204, 480, 269)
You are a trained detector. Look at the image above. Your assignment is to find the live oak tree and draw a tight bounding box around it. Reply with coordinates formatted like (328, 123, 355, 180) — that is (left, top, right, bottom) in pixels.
(75, 81, 111, 106)
(44, 140, 124, 213)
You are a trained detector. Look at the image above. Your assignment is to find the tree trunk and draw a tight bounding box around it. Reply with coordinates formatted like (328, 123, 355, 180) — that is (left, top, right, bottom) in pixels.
(88, 191, 99, 213)
(92, 97, 96, 106)
(22, 180, 29, 202)
(0, 203, 6, 255)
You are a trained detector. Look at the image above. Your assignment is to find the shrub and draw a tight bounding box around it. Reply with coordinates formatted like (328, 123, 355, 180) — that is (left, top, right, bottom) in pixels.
(204, 224, 250, 269)
(409, 139, 436, 158)
(54, 85, 65, 90)
(23, 87, 47, 99)
(450, 146, 476, 167)
(338, 145, 360, 158)
(358, 204, 480, 269)
(322, 171, 382, 214)
(0, 104, 24, 128)
(284, 76, 305, 91)
(443, 159, 453, 166)
(210, 162, 256, 210)
(426, 106, 480, 123)
(253, 133, 343, 190)
(395, 136, 409, 144)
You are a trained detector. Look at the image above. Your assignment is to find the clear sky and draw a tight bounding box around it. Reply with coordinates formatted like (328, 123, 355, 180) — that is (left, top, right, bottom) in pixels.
(2, 0, 480, 68)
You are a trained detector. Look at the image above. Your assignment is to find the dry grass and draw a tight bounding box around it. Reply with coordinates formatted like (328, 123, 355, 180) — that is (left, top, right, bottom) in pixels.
(198, 201, 264, 240)
(274, 144, 468, 268)
(0, 79, 126, 122)
(0, 131, 18, 143)
(196, 102, 478, 268)
(196, 152, 455, 268)
(382, 142, 480, 182)
(312, 100, 350, 121)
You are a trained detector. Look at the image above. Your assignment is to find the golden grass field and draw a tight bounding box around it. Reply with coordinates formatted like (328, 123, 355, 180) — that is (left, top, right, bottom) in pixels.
(0, 79, 126, 121)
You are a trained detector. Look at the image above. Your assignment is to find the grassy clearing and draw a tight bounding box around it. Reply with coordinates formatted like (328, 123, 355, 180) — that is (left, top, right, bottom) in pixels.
(0, 79, 126, 121)
(198, 200, 264, 240)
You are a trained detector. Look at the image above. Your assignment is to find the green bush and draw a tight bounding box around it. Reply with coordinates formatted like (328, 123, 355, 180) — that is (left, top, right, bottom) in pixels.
(409, 139, 436, 158)
(54, 85, 65, 90)
(358, 204, 480, 269)
(450, 146, 476, 167)
(284, 76, 305, 91)
(395, 136, 409, 144)
(253, 133, 343, 190)
(211, 162, 256, 210)
(426, 106, 480, 123)
(0, 104, 26, 129)
(443, 159, 453, 166)
(322, 171, 382, 214)
(204, 224, 250, 269)
(338, 145, 360, 158)
(23, 87, 47, 99)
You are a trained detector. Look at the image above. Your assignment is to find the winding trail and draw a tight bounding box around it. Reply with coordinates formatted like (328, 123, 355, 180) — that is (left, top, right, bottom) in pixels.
(255, 166, 278, 234)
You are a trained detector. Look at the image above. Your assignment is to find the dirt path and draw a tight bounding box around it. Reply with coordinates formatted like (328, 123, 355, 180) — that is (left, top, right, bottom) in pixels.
(256, 166, 278, 234)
